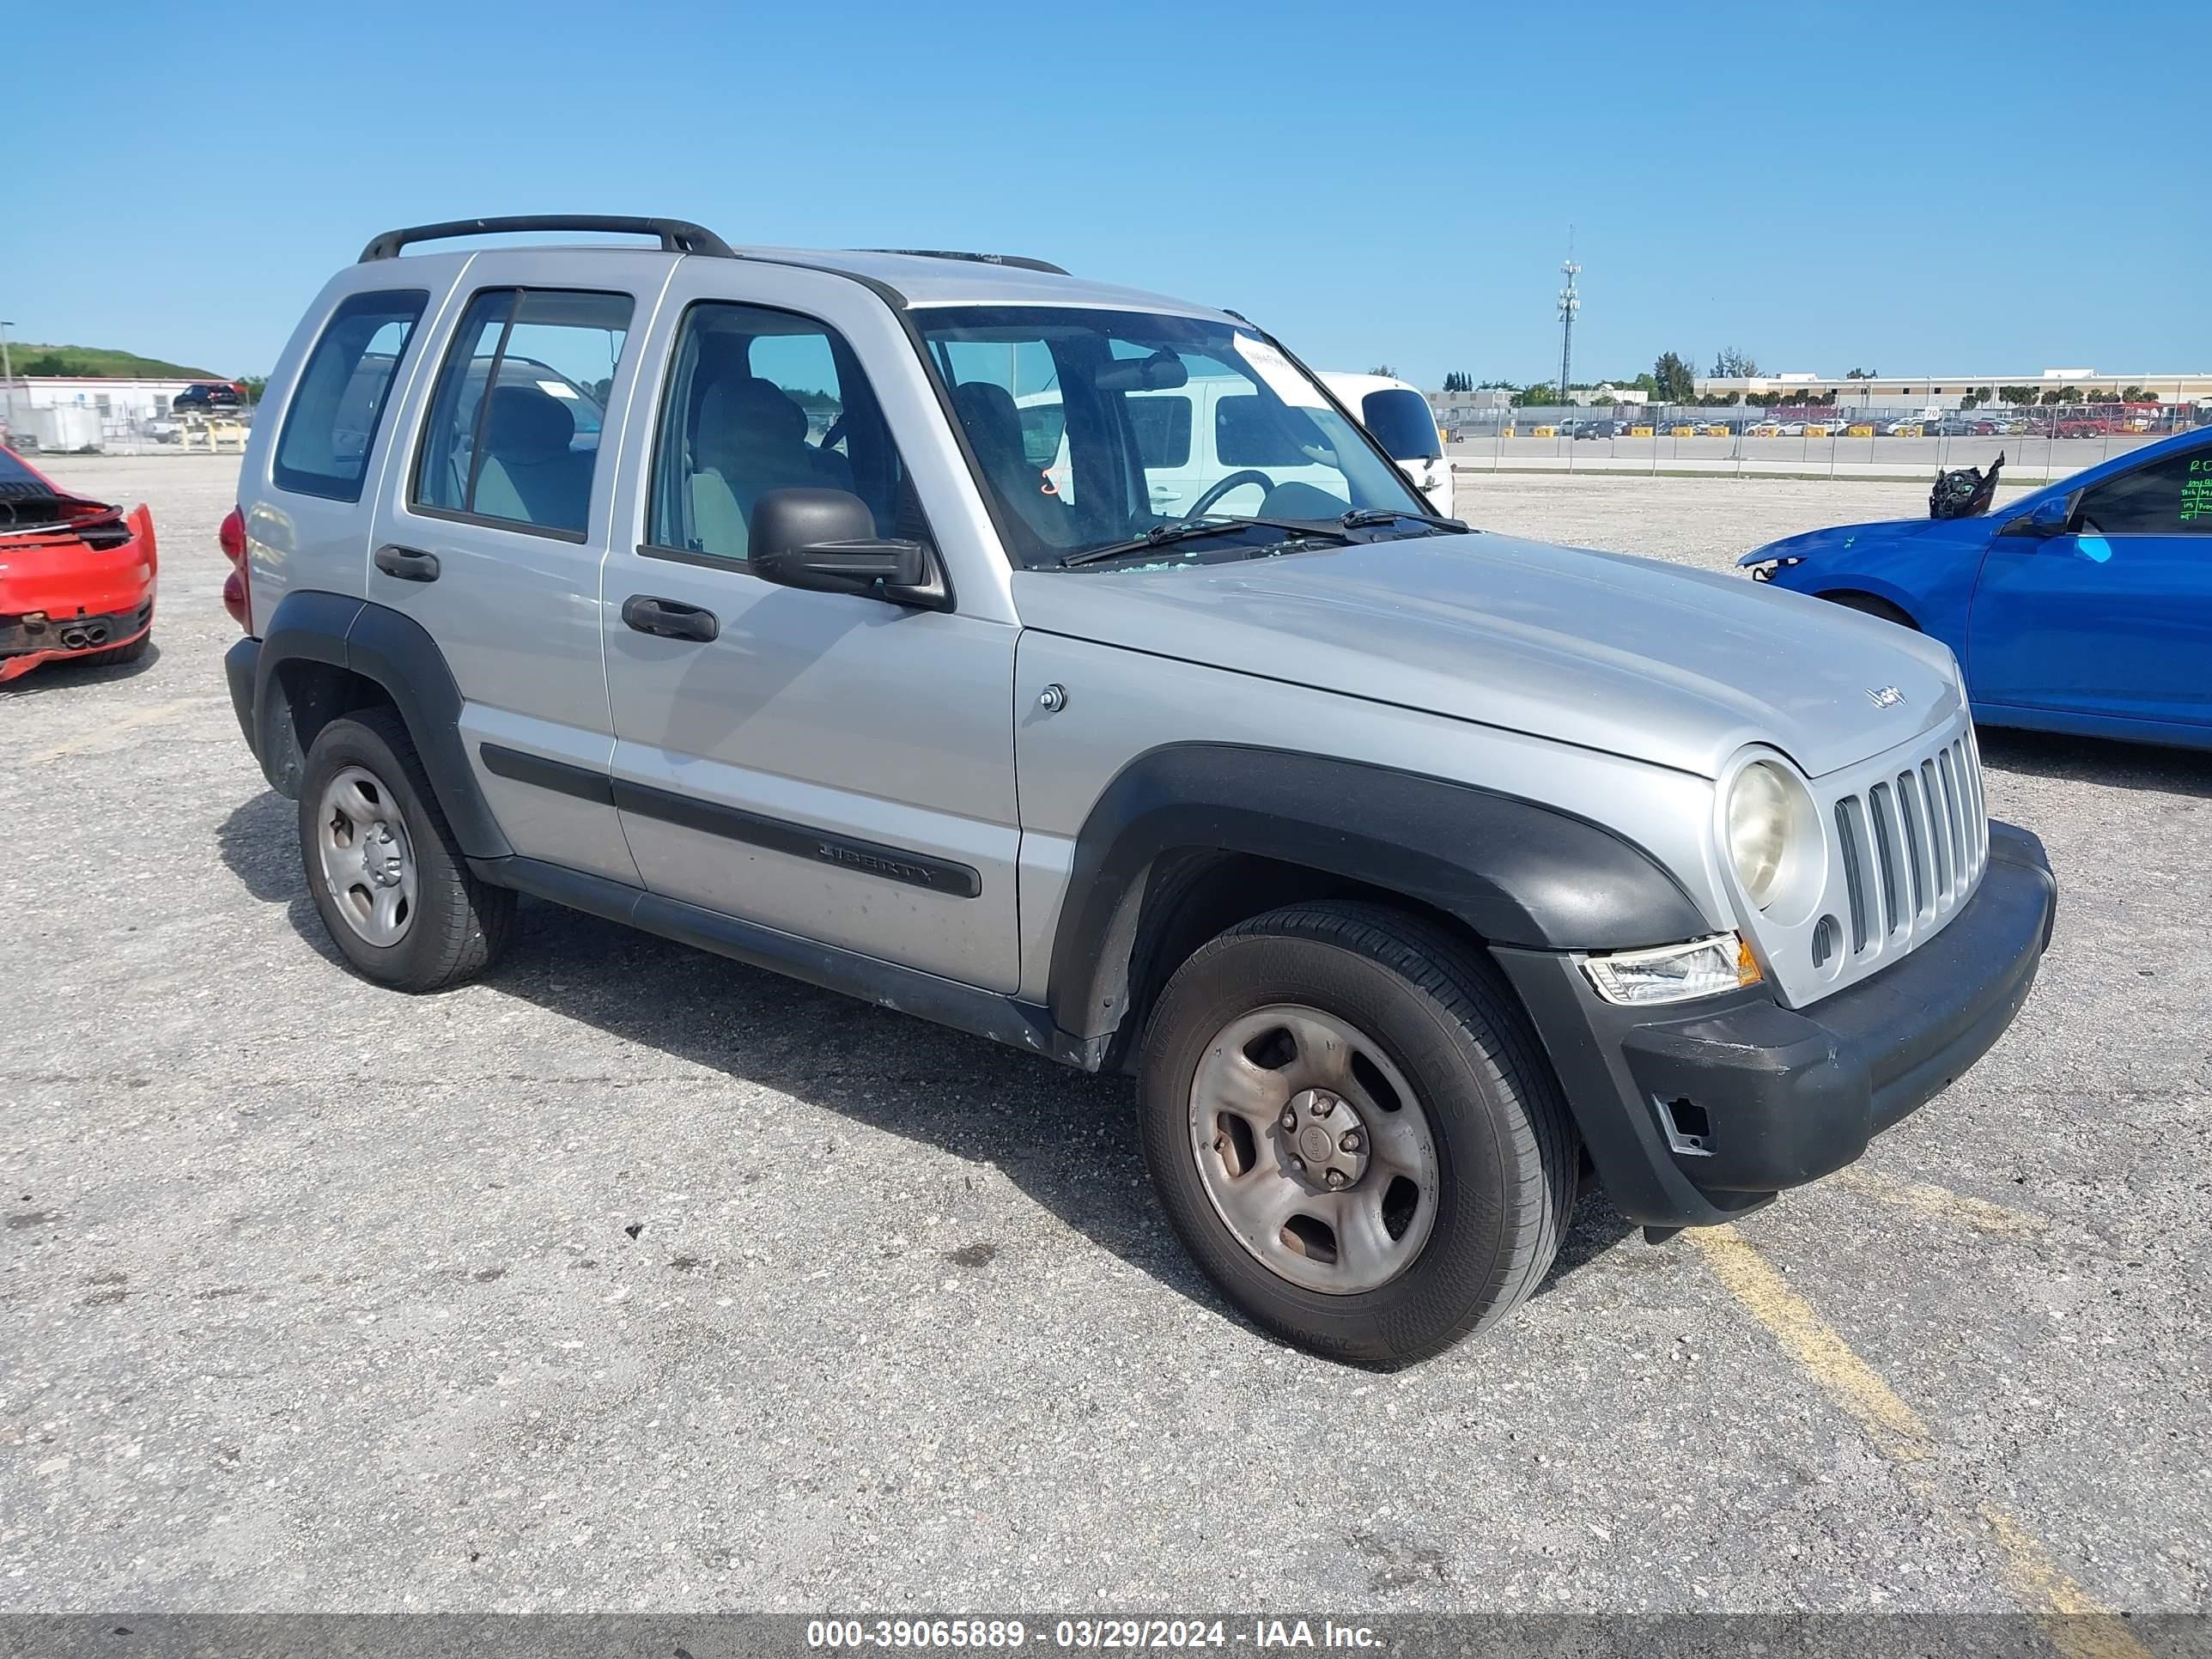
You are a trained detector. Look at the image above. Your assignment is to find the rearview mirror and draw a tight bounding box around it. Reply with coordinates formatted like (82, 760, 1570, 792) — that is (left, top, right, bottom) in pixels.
(750, 489, 933, 599)
(2002, 493, 2075, 539)
(1095, 349, 1190, 393)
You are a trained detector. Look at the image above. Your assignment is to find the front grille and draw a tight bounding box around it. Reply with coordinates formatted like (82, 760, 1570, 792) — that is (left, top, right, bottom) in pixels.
(1831, 730, 1985, 956)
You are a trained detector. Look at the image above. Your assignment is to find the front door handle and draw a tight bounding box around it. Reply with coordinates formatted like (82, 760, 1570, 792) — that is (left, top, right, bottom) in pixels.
(622, 594, 720, 643)
(374, 544, 441, 582)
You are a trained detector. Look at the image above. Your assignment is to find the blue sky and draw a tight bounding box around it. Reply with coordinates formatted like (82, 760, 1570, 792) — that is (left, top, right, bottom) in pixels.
(10, 1, 2209, 386)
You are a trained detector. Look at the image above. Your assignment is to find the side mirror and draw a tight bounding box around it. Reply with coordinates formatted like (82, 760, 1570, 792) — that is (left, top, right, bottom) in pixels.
(750, 489, 933, 598)
(2002, 493, 2075, 539)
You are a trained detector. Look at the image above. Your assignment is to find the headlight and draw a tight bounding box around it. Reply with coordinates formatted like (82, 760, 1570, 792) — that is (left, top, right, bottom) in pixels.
(1726, 760, 1814, 910)
(1582, 933, 1762, 1006)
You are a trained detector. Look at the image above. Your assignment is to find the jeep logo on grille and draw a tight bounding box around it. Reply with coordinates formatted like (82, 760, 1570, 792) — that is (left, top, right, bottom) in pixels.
(1865, 685, 1905, 709)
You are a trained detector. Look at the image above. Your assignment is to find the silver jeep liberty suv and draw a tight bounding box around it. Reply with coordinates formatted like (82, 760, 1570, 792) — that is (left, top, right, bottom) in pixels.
(222, 216, 2057, 1365)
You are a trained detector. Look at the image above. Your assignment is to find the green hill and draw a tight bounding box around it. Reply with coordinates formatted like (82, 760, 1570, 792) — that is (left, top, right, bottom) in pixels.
(8, 343, 222, 380)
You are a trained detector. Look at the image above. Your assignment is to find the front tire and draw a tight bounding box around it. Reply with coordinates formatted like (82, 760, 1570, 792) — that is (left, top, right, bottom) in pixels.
(297, 706, 514, 992)
(1138, 902, 1573, 1367)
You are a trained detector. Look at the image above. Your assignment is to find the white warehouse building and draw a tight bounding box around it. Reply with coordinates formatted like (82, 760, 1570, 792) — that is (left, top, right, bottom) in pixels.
(5, 375, 223, 422)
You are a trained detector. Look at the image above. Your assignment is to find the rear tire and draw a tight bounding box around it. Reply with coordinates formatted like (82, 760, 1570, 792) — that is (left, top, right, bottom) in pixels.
(297, 706, 514, 992)
(1138, 901, 1573, 1367)
(1823, 592, 1917, 630)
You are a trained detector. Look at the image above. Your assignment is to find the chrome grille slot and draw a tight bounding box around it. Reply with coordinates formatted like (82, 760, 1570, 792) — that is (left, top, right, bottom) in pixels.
(1921, 758, 1950, 896)
(1898, 769, 1929, 917)
(1956, 737, 1986, 871)
(1834, 797, 1872, 954)
(1868, 781, 1901, 935)
(1937, 749, 1966, 889)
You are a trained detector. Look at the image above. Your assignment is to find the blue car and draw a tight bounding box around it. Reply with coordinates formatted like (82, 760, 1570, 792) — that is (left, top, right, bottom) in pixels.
(1741, 426, 2212, 750)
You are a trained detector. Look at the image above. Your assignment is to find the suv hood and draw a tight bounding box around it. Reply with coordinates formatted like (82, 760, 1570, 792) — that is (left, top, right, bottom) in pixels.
(1011, 532, 1961, 780)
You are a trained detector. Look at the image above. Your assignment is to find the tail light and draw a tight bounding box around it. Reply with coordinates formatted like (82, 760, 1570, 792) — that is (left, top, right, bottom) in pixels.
(219, 506, 252, 632)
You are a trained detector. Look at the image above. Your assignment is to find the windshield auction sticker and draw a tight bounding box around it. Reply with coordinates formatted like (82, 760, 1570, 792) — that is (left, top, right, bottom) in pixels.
(1232, 334, 1328, 409)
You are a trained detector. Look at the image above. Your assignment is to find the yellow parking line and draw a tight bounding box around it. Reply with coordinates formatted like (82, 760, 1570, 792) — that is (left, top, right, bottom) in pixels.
(1689, 1226, 2149, 1659)
(1832, 1167, 2051, 1236)
(24, 696, 222, 765)
(1690, 1224, 1930, 1456)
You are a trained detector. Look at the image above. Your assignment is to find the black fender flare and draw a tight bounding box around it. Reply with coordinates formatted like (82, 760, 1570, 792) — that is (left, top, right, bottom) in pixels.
(249, 590, 511, 860)
(1044, 743, 1711, 1042)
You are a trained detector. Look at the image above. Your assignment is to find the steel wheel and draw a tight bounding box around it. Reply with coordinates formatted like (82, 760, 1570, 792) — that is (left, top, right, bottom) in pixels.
(314, 763, 418, 948)
(1187, 1003, 1439, 1295)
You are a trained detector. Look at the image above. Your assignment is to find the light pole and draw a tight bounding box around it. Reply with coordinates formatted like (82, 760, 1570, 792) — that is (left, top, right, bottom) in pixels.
(0, 320, 15, 440)
(1556, 252, 1580, 406)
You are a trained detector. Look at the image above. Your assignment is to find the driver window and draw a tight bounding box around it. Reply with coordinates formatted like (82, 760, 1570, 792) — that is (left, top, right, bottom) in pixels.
(2075, 449, 2212, 538)
(647, 302, 926, 563)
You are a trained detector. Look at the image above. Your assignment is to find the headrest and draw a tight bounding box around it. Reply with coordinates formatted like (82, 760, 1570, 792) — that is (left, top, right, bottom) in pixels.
(952, 381, 1023, 454)
(701, 377, 808, 449)
(479, 385, 575, 466)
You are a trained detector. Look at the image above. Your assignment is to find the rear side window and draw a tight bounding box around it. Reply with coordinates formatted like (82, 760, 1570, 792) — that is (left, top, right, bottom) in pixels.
(1216, 393, 1324, 467)
(1359, 388, 1442, 460)
(411, 288, 632, 538)
(1129, 395, 1192, 468)
(272, 289, 428, 501)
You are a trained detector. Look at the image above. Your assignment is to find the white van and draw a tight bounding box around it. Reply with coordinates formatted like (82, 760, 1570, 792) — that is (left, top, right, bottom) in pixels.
(1016, 373, 1454, 523)
(1319, 373, 1452, 519)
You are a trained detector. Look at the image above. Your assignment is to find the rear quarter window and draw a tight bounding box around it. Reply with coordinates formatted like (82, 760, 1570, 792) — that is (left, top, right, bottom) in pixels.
(272, 289, 430, 501)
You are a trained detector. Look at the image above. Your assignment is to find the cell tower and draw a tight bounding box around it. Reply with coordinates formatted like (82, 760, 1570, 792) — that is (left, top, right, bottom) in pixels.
(1557, 235, 1581, 404)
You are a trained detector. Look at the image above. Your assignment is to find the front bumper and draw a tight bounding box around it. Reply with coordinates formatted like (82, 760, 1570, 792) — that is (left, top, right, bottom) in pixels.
(1494, 820, 2057, 1227)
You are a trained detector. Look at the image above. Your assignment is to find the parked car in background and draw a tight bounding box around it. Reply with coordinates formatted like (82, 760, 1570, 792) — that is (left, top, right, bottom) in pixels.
(0, 443, 157, 682)
(1318, 372, 1454, 518)
(1741, 424, 2212, 750)
(173, 382, 243, 410)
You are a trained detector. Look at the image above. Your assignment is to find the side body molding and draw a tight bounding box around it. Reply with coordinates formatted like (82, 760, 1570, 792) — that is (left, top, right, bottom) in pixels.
(1044, 744, 1712, 1043)
(246, 590, 511, 860)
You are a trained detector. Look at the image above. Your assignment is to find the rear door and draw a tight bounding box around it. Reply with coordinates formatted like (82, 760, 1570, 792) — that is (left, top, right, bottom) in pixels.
(368, 249, 677, 884)
(1969, 438, 2212, 728)
(243, 264, 462, 623)
(597, 261, 1023, 992)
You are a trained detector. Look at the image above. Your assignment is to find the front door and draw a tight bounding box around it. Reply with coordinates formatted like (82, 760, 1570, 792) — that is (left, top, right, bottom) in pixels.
(1970, 441, 2212, 729)
(598, 271, 1022, 992)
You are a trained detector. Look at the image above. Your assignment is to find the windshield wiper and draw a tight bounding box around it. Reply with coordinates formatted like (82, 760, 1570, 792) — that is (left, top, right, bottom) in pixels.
(1340, 507, 1471, 534)
(1056, 515, 1355, 569)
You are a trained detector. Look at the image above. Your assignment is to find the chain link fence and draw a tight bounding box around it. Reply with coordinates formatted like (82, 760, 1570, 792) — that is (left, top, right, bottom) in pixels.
(1440, 399, 2205, 483)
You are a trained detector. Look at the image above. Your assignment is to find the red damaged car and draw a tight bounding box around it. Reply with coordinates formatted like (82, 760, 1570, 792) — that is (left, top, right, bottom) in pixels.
(0, 443, 157, 684)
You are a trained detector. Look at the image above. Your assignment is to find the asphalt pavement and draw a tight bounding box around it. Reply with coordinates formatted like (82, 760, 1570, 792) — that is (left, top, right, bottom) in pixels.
(3, 457, 2205, 1619)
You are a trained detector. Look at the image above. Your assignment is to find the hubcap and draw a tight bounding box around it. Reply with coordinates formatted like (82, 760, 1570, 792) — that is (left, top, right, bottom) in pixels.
(315, 765, 417, 948)
(1188, 1004, 1439, 1295)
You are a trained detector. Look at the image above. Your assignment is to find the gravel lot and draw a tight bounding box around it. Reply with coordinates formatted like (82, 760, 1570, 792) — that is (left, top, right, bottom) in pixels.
(4, 456, 2206, 1618)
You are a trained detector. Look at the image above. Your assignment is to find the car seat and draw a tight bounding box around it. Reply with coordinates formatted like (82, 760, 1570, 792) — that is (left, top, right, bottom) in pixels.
(474, 386, 592, 532)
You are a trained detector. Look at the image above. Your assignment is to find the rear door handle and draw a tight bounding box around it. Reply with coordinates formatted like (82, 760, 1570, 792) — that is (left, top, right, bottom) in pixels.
(622, 594, 720, 643)
(374, 544, 441, 582)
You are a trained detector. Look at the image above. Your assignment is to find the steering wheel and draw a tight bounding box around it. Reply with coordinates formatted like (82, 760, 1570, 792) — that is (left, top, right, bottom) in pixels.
(1183, 470, 1275, 520)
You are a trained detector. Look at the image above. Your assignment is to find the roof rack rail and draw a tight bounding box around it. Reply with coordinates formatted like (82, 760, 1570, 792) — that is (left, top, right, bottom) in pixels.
(863, 248, 1069, 276)
(358, 216, 735, 263)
